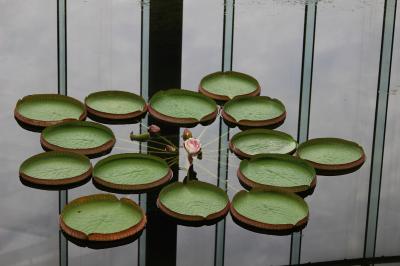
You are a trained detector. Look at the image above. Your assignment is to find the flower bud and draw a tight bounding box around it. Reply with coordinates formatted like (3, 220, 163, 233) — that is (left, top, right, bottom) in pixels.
(182, 128, 192, 141)
(147, 124, 160, 136)
(165, 145, 177, 153)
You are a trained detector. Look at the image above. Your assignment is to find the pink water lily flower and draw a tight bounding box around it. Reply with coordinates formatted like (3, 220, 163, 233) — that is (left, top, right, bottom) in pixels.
(184, 138, 202, 156)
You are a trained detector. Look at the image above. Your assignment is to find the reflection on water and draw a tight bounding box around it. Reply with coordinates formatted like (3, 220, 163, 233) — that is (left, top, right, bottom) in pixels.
(0, 0, 397, 265)
(236, 0, 381, 12)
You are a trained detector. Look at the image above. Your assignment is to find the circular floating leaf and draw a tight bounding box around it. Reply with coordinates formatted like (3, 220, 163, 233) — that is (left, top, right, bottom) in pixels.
(238, 154, 316, 194)
(148, 89, 218, 127)
(199, 71, 260, 101)
(221, 96, 286, 129)
(60, 194, 146, 247)
(85, 90, 147, 124)
(93, 153, 173, 193)
(297, 138, 366, 175)
(157, 180, 229, 225)
(230, 129, 297, 159)
(14, 94, 86, 131)
(230, 190, 309, 232)
(19, 151, 92, 190)
(41, 121, 115, 158)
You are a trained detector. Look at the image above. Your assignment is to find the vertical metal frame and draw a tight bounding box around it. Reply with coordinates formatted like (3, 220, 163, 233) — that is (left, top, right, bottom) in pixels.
(214, 1, 235, 266)
(138, 1, 150, 265)
(140, 0, 150, 103)
(290, 0, 317, 264)
(364, 0, 397, 258)
(57, 0, 68, 265)
(222, 0, 235, 71)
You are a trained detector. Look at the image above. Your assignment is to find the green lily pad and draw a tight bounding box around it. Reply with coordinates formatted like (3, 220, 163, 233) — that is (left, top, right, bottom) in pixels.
(230, 129, 297, 159)
(222, 96, 286, 129)
(199, 71, 260, 101)
(93, 153, 172, 193)
(158, 180, 229, 221)
(19, 151, 92, 188)
(224, 96, 285, 121)
(238, 154, 315, 193)
(14, 94, 86, 129)
(231, 190, 309, 230)
(61, 194, 145, 237)
(85, 91, 146, 123)
(85, 91, 145, 114)
(297, 138, 364, 165)
(41, 121, 115, 157)
(297, 138, 365, 175)
(20, 152, 90, 179)
(148, 89, 217, 125)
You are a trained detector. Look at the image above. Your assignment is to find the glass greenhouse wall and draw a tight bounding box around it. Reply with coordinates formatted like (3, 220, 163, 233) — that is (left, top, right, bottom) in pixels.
(0, 0, 398, 265)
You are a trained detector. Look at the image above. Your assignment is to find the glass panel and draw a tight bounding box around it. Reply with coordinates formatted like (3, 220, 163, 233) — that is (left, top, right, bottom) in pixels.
(224, 1, 305, 266)
(68, 0, 141, 95)
(177, 0, 223, 265)
(181, 0, 222, 90)
(301, 0, 384, 263)
(0, 1, 59, 265)
(375, 1, 400, 257)
(67, 0, 141, 265)
(232, 0, 304, 137)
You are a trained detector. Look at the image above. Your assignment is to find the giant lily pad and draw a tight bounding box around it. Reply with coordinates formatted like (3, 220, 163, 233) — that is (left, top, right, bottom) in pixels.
(85, 90, 147, 124)
(148, 89, 218, 127)
(93, 153, 173, 193)
(14, 94, 86, 131)
(19, 151, 92, 190)
(221, 95, 286, 129)
(199, 71, 260, 102)
(297, 138, 366, 175)
(230, 189, 309, 232)
(238, 154, 316, 195)
(40, 121, 115, 158)
(157, 180, 229, 225)
(60, 194, 146, 248)
(230, 129, 297, 159)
